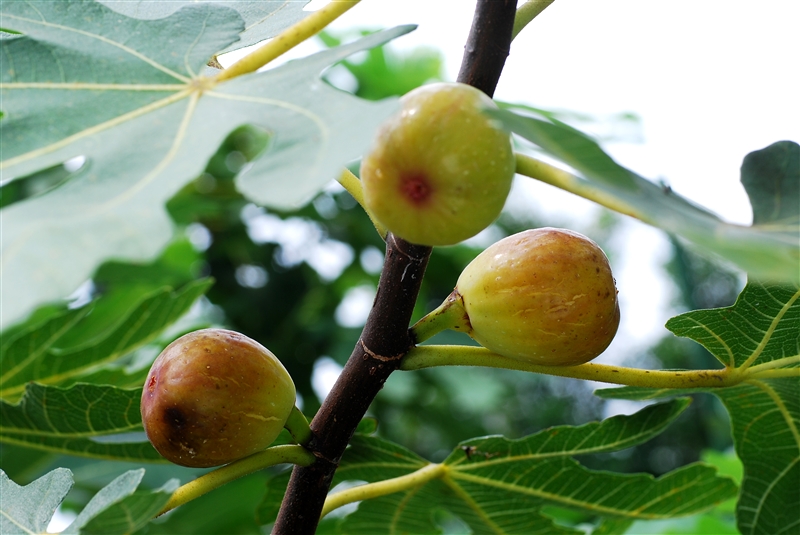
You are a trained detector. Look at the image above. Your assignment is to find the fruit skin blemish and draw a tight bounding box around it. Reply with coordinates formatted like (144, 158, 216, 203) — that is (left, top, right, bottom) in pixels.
(141, 329, 296, 467)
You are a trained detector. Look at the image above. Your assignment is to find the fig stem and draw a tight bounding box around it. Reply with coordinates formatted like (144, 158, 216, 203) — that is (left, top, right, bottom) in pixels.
(284, 405, 313, 446)
(409, 290, 471, 344)
(157, 444, 315, 517)
(320, 462, 446, 519)
(398, 345, 793, 389)
(215, 1, 360, 83)
(512, 0, 556, 40)
(515, 153, 641, 220)
(337, 168, 388, 239)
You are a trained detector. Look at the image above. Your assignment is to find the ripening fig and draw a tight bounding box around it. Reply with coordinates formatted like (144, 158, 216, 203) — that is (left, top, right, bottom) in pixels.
(361, 82, 515, 246)
(141, 329, 296, 467)
(457, 228, 620, 365)
(413, 228, 619, 366)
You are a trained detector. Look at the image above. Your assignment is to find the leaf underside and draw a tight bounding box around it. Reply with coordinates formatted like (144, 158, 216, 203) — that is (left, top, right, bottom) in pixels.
(0, 0, 412, 328)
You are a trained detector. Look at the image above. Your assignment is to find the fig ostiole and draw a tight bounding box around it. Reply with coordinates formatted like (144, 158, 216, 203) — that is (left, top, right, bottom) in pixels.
(361, 82, 516, 247)
(141, 328, 300, 468)
(412, 228, 620, 366)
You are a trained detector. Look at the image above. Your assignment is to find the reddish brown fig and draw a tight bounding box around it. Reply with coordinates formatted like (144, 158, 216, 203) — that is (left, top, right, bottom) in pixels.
(140, 329, 295, 467)
(456, 228, 620, 366)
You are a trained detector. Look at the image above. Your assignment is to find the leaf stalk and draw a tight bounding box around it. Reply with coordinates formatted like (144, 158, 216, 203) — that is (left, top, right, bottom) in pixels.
(401, 345, 747, 389)
(512, 0, 556, 40)
(157, 444, 315, 516)
(321, 463, 446, 518)
(215, 1, 361, 83)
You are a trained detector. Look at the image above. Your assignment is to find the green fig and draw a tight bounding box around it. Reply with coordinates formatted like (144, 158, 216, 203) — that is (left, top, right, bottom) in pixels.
(141, 329, 296, 467)
(457, 228, 620, 365)
(361, 82, 515, 246)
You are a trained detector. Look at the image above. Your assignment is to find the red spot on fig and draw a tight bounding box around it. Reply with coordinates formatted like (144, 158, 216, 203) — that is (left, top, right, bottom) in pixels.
(401, 173, 431, 205)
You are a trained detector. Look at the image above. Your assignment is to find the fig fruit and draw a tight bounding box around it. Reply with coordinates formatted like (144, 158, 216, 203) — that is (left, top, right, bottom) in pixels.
(141, 329, 296, 467)
(454, 228, 619, 365)
(361, 82, 515, 246)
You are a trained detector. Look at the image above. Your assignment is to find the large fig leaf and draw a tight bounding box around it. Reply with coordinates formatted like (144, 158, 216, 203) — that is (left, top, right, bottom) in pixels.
(0, 0, 410, 328)
(596, 280, 800, 535)
(258, 400, 737, 533)
(98, 0, 309, 54)
(495, 109, 799, 283)
(0, 383, 162, 461)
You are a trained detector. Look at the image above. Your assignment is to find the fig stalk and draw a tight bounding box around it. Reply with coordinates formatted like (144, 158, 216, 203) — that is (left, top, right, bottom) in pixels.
(410, 290, 472, 344)
(284, 405, 313, 447)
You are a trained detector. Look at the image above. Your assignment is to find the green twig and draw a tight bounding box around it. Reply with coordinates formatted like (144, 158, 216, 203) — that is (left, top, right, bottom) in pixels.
(321, 463, 446, 518)
(158, 445, 315, 516)
(215, 1, 360, 83)
(513, 0, 556, 40)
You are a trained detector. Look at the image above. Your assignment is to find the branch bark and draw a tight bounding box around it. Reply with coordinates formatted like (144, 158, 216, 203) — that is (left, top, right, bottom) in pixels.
(272, 2, 517, 533)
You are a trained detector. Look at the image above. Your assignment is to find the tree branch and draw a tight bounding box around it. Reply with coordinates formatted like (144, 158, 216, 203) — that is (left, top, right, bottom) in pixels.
(457, 0, 518, 96)
(272, 2, 518, 532)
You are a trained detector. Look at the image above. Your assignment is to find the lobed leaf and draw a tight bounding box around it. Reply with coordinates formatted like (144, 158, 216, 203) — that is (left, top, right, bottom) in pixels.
(0, 383, 163, 461)
(98, 0, 309, 54)
(666, 280, 800, 369)
(0, 279, 212, 400)
(597, 280, 800, 535)
(716, 379, 800, 535)
(316, 400, 736, 534)
(0, 0, 412, 328)
(0, 467, 73, 534)
(495, 109, 800, 283)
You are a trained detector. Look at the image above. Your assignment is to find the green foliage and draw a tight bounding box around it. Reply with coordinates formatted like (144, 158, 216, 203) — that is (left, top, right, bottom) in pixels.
(0, 0, 409, 328)
(259, 401, 736, 534)
(597, 279, 800, 535)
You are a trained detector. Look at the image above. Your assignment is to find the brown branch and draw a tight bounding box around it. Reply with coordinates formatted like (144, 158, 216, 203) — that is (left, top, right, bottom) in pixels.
(457, 0, 518, 96)
(272, 2, 517, 533)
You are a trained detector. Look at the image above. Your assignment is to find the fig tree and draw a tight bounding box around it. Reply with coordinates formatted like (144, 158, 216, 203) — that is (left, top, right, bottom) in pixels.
(360, 82, 515, 246)
(413, 228, 620, 366)
(141, 329, 296, 467)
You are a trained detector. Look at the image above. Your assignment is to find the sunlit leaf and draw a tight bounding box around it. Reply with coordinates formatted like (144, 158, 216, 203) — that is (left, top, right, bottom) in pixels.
(0, 0, 411, 328)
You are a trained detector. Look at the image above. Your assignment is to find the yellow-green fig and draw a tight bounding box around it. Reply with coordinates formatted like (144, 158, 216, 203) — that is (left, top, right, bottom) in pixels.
(457, 228, 620, 365)
(424, 228, 619, 366)
(361, 82, 515, 246)
(141, 329, 296, 467)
